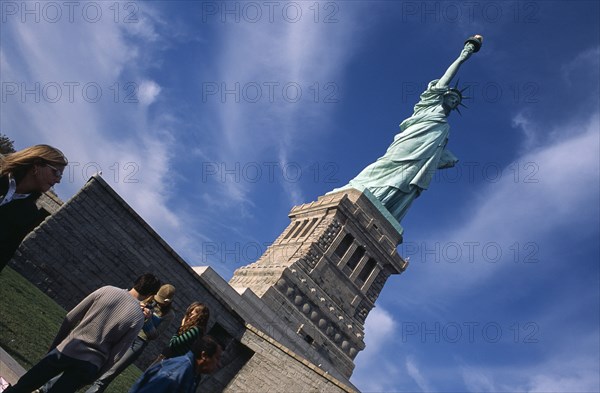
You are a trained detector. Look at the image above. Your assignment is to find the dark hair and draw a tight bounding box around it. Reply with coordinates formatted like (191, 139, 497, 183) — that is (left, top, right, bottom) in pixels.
(191, 335, 220, 359)
(133, 274, 161, 297)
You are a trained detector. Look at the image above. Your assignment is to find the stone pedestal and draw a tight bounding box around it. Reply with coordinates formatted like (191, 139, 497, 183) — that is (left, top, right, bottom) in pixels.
(229, 189, 408, 378)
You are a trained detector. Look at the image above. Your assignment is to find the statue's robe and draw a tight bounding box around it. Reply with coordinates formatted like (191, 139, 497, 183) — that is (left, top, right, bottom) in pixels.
(334, 80, 458, 222)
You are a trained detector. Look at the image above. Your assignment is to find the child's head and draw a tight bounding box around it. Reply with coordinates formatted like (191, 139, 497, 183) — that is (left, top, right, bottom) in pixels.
(179, 302, 210, 334)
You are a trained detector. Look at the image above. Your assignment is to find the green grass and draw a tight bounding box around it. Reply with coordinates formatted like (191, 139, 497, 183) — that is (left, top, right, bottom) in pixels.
(0, 267, 142, 392)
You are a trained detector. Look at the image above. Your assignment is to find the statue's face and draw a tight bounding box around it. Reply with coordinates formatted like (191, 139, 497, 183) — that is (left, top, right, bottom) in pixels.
(443, 93, 461, 110)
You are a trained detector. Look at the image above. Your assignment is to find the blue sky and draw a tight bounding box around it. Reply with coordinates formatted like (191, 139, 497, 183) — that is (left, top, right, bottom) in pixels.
(1, 1, 599, 391)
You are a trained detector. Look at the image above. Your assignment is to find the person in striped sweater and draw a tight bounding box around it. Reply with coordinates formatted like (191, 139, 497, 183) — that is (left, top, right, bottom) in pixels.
(83, 284, 177, 393)
(5, 274, 161, 393)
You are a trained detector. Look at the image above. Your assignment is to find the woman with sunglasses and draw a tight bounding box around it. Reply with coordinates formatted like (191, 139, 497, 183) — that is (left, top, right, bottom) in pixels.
(0, 144, 68, 271)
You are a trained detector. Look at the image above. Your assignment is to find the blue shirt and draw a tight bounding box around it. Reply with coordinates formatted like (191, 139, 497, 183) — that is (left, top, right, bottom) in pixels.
(129, 351, 201, 393)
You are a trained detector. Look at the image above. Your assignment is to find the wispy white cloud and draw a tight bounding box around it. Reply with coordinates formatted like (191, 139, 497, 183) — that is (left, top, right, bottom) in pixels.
(461, 364, 496, 392)
(511, 112, 538, 152)
(457, 339, 600, 393)
(352, 307, 405, 391)
(526, 368, 599, 393)
(523, 330, 599, 392)
(137, 80, 162, 106)
(0, 3, 183, 240)
(399, 111, 599, 300)
(359, 306, 397, 361)
(407, 356, 435, 392)
(201, 4, 366, 208)
(560, 46, 600, 87)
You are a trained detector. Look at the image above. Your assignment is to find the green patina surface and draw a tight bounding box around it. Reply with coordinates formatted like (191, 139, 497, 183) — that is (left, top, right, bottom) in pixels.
(331, 36, 483, 223)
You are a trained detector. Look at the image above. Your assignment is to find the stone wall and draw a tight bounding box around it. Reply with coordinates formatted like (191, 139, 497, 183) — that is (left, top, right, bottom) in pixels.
(225, 325, 356, 393)
(10, 176, 247, 369)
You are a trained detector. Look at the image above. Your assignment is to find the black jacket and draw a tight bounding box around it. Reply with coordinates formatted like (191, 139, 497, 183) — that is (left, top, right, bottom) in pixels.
(0, 175, 49, 271)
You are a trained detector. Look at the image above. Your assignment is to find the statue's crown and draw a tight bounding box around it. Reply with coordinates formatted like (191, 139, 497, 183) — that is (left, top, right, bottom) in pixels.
(445, 80, 470, 114)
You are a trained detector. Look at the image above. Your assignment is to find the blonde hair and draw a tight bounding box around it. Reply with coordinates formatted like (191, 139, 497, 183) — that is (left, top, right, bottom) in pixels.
(0, 144, 67, 181)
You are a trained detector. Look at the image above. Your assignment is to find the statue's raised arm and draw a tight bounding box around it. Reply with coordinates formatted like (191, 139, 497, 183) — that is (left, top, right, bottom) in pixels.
(330, 35, 483, 224)
(437, 35, 483, 89)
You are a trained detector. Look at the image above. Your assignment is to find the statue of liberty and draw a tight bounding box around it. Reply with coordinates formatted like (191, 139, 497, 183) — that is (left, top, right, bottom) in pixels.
(331, 35, 483, 223)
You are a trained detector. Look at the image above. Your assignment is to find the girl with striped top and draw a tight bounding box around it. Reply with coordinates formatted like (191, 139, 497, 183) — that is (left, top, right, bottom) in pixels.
(165, 302, 210, 358)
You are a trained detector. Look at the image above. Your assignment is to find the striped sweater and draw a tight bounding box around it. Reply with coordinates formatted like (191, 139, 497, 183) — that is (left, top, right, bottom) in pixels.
(168, 326, 202, 358)
(51, 286, 144, 374)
